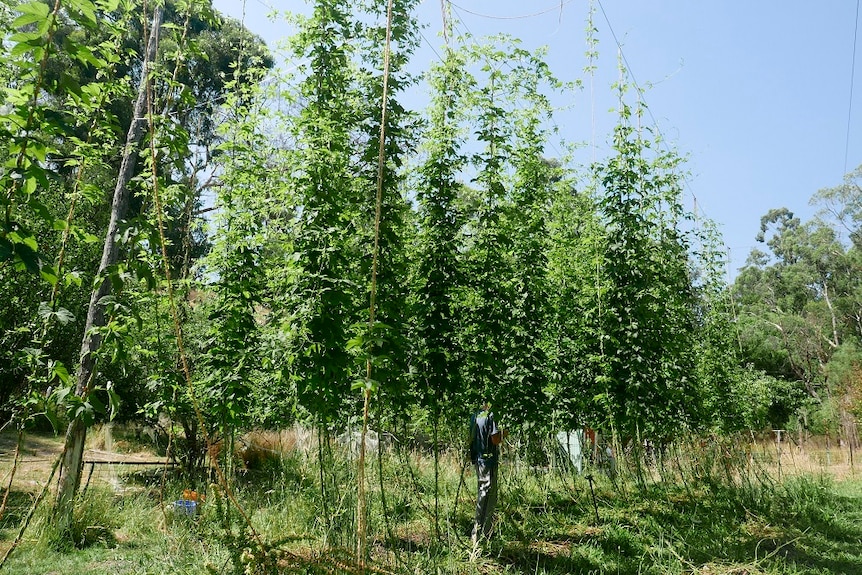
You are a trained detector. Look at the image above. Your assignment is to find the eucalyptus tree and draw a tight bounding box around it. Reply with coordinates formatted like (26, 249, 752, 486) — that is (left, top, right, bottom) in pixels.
(811, 171, 862, 354)
(732, 170, 862, 432)
(734, 210, 840, 396)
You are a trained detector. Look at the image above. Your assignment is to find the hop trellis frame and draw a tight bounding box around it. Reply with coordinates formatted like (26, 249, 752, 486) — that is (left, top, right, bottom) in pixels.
(2, 0, 861, 572)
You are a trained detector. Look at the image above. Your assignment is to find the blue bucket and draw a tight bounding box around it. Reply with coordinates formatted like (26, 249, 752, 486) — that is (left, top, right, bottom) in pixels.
(174, 499, 197, 516)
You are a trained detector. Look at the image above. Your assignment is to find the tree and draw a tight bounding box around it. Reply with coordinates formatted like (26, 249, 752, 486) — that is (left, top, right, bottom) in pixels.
(410, 37, 469, 433)
(732, 165, 862, 432)
(283, 0, 364, 428)
(494, 44, 560, 434)
(55, 2, 164, 537)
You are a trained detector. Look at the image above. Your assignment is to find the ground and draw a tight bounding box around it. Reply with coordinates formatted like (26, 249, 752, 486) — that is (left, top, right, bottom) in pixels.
(1, 427, 862, 575)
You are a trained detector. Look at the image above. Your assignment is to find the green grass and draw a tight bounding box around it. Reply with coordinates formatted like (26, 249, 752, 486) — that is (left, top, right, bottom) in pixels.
(2, 445, 862, 574)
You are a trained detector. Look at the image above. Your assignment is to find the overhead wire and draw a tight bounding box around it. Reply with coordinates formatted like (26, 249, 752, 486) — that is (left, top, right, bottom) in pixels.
(845, 0, 860, 176)
(447, 2, 568, 161)
(418, 27, 444, 63)
(447, 1, 707, 225)
(449, 0, 575, 21)
(594, 0, 710, 226)
(252, 0, 277, 13)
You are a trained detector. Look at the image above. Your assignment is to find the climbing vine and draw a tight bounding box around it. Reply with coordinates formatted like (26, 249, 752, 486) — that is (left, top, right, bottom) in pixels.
(0, 0, 766, 566)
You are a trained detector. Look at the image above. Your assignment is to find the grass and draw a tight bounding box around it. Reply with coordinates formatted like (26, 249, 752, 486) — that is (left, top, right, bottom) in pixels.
(1, 430, 862, 574)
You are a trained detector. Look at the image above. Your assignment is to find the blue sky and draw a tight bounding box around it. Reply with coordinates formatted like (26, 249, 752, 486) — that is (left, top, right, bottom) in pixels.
(211, 0, 862, 280)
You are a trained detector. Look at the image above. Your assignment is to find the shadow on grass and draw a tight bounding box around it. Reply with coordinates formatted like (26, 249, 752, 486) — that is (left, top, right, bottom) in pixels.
(0, 431, 63, 457)
(495, 542, 603, 573)
(497, 474, 862, 574)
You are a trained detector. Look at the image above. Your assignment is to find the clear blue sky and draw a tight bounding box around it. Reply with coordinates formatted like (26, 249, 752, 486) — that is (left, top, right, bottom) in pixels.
(211, 0, 862, 280)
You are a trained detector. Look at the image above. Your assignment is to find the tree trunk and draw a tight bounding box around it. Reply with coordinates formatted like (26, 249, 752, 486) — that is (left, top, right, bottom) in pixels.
(54, 6, 163, 535)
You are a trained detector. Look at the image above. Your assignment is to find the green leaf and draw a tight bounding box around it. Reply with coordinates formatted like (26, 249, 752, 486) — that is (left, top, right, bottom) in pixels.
(8, 234, 41, 274)
(22, 347, 43, 361)
(43, 409, 61, 434)
(17, 1, 50, 18)
(64, 271, 83, 288)
(52, 362, 71, 384)
(39, 267, 58, 286)
(38, 301, 76, 324)
(21, 235, 38, 252)
(27, 142, 47, 163)
(54, 307, 75, 325)
(88, 392, 105, 414)
(9, 34, 44, 57)
(66, 0, 97, 26)
(12, 12, 46, 28)
(21, 176, 37, 195)
(0, 238, 12, 261)
(106, 382, 120, 421)
(108, 269, 124, 293)
(351, 378, 378, 393)
(53, 386, 71, 405)
(76, 403, 95, 426)
(69, 42, 103, 68)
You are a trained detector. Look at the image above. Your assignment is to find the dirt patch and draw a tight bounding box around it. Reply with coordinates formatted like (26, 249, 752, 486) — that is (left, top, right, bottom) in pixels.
(0, 430, 170, 496)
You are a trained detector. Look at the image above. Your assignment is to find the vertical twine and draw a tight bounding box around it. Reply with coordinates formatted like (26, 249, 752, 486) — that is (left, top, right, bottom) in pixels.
(357, 0, 395, 565)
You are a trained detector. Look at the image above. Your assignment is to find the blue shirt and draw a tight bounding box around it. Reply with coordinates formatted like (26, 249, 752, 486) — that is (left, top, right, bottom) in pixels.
(470, 409, 500, 466)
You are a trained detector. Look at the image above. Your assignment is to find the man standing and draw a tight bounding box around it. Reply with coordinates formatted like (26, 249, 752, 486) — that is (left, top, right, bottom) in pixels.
(469, 402, 506, 543)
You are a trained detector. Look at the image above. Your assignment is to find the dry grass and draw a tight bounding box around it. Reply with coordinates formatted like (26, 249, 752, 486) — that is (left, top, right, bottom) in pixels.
(0, 431, 63, 494)
(239, 426, 316, 469)
(0, 426, 173, 499)
(744, 437, 859, 481)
